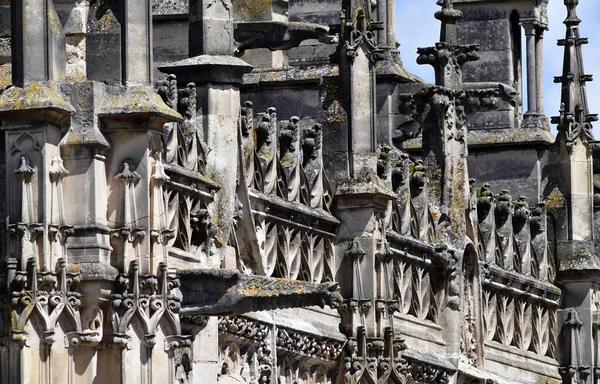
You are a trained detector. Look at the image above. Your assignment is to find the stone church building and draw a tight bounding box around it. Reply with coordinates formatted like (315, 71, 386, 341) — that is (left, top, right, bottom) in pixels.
(0, 0, 596, 382)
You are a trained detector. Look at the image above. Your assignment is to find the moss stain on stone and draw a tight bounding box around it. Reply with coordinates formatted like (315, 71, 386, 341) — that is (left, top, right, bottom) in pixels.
(234, 0, 272, 22)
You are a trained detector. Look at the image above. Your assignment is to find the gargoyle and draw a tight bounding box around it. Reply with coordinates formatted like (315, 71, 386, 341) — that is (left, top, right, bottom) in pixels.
(178, 269, 342, 316)
(498, 83, 522, 107)
(393, 82, 521, 147)
(463, 82, 522, 107)
(393, 96, 431, 146)
(234, 21, 336, 57)
(190, 209, 217, 253)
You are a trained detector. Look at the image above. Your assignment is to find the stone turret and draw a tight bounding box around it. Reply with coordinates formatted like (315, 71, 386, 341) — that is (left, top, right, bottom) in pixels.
(548, 2, 600, 383)
(452, 0, 554, 205)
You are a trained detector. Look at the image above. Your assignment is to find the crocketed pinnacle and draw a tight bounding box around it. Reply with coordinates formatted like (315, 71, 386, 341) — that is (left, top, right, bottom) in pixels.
(435, 0, 462, 44)
(551, 0, 598, 147)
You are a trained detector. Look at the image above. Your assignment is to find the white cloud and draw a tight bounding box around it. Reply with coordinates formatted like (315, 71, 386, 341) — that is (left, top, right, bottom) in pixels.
(395, 0, 600, 137)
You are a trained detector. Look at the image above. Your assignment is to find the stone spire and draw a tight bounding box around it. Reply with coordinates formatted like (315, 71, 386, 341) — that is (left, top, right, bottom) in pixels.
(551, 2, 600, 382)
(549, 0, 597, 253)
(396, 0, 520, 370)
(418, 1, 478, 88)
(552, 0, 597, 148)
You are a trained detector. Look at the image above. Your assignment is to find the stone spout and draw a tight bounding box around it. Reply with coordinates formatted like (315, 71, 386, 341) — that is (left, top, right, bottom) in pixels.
(234, 21, 334, 56)
(178, 269, 343, 315)
(462, 82, 523, 107)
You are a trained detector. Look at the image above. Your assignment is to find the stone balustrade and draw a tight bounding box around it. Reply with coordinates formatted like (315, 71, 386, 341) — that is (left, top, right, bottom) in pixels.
(237, 101, 340, 284)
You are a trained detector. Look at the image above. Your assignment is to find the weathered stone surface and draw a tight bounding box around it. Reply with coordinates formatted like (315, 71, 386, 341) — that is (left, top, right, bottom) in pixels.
(152, 0, 189, 16)
(179, 269, 342, 315)
(0, 0, 596, 383)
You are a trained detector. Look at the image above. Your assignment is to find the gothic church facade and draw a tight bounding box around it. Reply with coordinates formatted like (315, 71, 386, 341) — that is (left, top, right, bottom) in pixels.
(0, 0, 595, 383)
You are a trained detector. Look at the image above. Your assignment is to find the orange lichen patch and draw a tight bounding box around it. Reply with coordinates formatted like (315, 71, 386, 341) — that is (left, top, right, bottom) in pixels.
(327, 100, 345, 124)
(0, 64, 12, 89)
(49, 7, 62, 35)
(0, 81, 75, 113)
(238, 276, 330, 297)
(100, 85, 182, 121)
(96, 8, 119, 32)
(234, 0, 272, 21)
(544, 187, 566, 211)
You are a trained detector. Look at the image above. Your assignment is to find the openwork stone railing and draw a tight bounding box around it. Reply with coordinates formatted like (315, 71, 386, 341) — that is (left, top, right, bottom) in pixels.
(218, 316, 342, 383)
(475, 184, 559, 359)
(382, 148, 437, 244)
(238, 102, 339, 283)
(384, 231, 452, 325)
(377, 146, 560, 369)
(156, 75, 220, 264)
(376, 147, 450, 328)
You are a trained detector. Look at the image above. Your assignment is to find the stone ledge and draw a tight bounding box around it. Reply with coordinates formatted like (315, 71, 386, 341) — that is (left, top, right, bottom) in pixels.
(376, 57, 424, 84)
(557, 240, 600, 272)
(160, 55, 254, 84)
(250, 190, 340, 229)
(98, 85, 182, 123)
(243, 63, 339, 88)
(484, 342, 561, 382)
(483, 263, 561, 302)
(403, 128, 555, 151)
(335, 168, 396, 200)
(402, 347, 457, 373)
(0, 82, 75, 115)
(244, 309, 345, 341)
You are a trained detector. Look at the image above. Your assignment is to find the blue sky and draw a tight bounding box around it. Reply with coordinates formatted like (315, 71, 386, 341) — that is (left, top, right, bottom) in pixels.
(395, 0, 600, 136)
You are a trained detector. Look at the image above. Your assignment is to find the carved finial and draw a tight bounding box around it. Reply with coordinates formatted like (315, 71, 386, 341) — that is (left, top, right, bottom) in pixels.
(302, 123, 323, 165)
(279, 116, 300, 155)
(240, 101, 254, 137)
(435, 0, 462, 44)
(564, 0, 580, 26)
(346, 238, 366, 260)
(49, 156, 69, 183)
(178, 83, 197, 121)
(256, 113, 272, 150)
(151, 156, 170, 182)
(15, 156, 35, 177)
(377, 145, 392, 179)
(115, 162, 141, 184)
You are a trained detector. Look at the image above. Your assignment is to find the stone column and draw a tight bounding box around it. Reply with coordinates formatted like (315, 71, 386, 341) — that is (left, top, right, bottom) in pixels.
(189, 0, 233, 56)
(535, 26, 545, 114)
(11, 0, 66, 86)
(333, 1, 400, 370)
(522, 21, 537, 113)
(386, 0, 395, 47)
(0, 1, 72, 381)
(412, 1, 492, 370)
